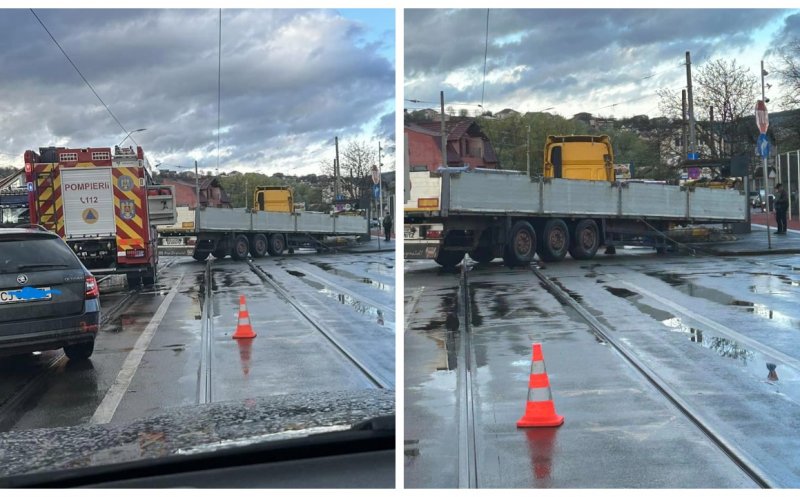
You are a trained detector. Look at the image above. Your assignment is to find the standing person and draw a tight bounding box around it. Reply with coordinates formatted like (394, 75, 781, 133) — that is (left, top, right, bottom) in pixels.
(382, 211, 392, 242)
(774, 183, 789, 234)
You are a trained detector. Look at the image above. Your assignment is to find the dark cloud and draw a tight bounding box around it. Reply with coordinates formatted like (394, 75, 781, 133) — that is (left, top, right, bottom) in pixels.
(405, 9, 792, 117)
(0, 9, 394, 174)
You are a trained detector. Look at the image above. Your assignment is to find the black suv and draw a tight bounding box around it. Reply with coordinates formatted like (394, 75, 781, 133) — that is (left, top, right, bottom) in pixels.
(0, 227, 100, 360)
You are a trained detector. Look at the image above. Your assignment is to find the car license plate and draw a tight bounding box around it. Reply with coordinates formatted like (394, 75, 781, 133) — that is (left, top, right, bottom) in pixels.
(0, 287, 54, 304)
(164, 238, 184, 246)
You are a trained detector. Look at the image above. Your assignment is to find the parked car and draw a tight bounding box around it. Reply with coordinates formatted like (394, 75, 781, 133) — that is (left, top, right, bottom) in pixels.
(749, 191, 762, 209)
(0, 226, 100, 360)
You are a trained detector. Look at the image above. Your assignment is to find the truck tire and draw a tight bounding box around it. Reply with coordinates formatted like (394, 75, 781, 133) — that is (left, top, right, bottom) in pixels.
(142, 267, 157, 286)
(539, 219, 570, 262)
(468, 246, 495, 264)
(568, 219, 599, 260)
(231, 235, 250, 260)
(504, 220, 536, 267)
(435, 250, 464, 269)
(267, 234, 286, 256)
(251, 234, 268, 258)
(212, 247, 228, 259)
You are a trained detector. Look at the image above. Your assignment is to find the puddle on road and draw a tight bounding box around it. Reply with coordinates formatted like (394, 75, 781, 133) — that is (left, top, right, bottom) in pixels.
(604, 285, 800, 396)
(284, 270, 392, 329)
(308, 262, 393, 292)
(643, 272, 800, 328)
(410, 289, 459, 371)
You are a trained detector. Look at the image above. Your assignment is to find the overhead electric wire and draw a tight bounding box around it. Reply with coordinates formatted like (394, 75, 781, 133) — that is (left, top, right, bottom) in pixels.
(30, 9, 135, 146)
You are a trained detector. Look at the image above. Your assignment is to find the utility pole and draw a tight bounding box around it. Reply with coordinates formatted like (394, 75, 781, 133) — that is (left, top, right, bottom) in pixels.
(681, 90, 688, 159)
(709, 106, 716, 158)
(440, 91, 447, 168)
(526, 123, 531, 177)
(378, 141, 384, 250)
(759, 60, 771, 249)
(194, 160, 200, 210)
(686, 51, 696, 157)
(334, 136, 340, 200)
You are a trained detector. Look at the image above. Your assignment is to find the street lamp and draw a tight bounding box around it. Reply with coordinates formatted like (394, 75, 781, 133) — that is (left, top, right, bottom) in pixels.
(117, 128, 147, 147)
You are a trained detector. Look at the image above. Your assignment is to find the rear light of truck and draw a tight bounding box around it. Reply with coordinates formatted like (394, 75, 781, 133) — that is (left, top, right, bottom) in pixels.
(85, 276, 100, 299)
(418, 198, 439, 209)
(426, 230, 443, 239)
(126, 249, 146, 258)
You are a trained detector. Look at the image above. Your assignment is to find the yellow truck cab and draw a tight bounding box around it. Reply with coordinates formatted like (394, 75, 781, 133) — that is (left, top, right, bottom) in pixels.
(543, 135, 615, 181)
(254, 186, 294, 213)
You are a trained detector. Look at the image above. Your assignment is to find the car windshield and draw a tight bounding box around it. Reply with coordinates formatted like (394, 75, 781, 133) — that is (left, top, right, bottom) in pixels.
(0, 7, 395, 486)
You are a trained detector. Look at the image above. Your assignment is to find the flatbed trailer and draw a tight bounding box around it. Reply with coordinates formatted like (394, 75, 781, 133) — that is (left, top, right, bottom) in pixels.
(188, 206, 369, 261)
(405, 168, 747, 267)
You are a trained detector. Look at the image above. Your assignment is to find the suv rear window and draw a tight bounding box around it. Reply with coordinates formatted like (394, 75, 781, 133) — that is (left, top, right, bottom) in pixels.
(0, 237, 82, 274)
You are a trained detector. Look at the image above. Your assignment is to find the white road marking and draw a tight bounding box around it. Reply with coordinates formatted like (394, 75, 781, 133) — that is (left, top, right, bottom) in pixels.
(90, 274, 185, 424)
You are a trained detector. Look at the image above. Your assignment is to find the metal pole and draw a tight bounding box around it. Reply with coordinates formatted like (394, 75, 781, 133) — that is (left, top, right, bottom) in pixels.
(788, 152, 792, 221)
(796, 150, 800, 223)
(681, 90, 688, 159)
(378, 142, 383, 250)
(334, 136, 340, 199)
(195, 160, 200, 210)
(761, 61, 771, 249)
(686, 52, 696, 156)
(440, 91, 447, 168)
(526, 123, 531, 177)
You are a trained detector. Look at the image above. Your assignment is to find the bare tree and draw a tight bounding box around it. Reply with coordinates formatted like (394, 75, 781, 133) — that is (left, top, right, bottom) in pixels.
(658, 58, 757, 159)
(775, 38, 800, 109)
(321, 140, 376, 201)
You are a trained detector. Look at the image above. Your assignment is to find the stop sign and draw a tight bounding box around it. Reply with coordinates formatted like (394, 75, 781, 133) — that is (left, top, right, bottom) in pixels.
(755, 100, 769, 133)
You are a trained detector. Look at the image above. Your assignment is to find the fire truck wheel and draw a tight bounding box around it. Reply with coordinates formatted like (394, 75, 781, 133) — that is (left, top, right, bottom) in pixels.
(251, 234, 268, 258)
(568, 219, 599, 260)
(126, 273, 142, 288)
(538, 219, 569, 262)
(231, 235, 250, 260)
(267, 234, 286, 256)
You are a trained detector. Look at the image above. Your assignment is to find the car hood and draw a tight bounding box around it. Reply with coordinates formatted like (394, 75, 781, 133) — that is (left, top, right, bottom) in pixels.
(0, 388, 394, 479)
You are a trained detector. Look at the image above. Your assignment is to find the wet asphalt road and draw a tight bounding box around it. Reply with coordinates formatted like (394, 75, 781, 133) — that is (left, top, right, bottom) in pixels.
(0, 250, 394, 432)
(405, 249, 800, 488)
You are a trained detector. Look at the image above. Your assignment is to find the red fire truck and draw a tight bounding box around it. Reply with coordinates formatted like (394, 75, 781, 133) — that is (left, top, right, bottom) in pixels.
(24, 145, 175, 286)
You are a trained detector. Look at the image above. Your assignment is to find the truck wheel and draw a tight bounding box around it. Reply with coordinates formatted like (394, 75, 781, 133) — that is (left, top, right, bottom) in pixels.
(568, 219, 599, 260)
(267, 234, 286, 256)
(251, 234, 268, 258)
(435, 250, 465, 269)
(505, 220, 536, 266)
(539, 219, 570, 262)
(231, 235, 250, 260)
(468, 246, 495, 264)
(212, 247, 228, 259)
(64, 340, 94, 361)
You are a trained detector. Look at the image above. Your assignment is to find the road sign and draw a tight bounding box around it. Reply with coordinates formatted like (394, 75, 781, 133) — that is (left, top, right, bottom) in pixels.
(755, 100, 769, 134)
(757, 133, 770, 157)
(687, 152, 699, 160)
(688, 167, 700, 179)
(371, 165, 380, 185)
(26, 182, 34, 192)
(373, 184, 381, 199)
(335, 194, 344, 201)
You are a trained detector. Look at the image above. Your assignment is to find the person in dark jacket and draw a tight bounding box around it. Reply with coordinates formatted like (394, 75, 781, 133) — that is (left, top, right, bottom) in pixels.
(774, 183, 789, 234)
(382, 212, 392, 242)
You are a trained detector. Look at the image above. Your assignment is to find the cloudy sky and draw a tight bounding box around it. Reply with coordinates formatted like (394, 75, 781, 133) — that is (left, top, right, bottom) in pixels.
(0, 8, 395, 174)
(405, 8, 799, 120)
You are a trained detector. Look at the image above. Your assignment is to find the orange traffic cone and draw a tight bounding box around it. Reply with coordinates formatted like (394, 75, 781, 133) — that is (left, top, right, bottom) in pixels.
(517, 343, 564, 428)
(232, 295, 256, 339)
